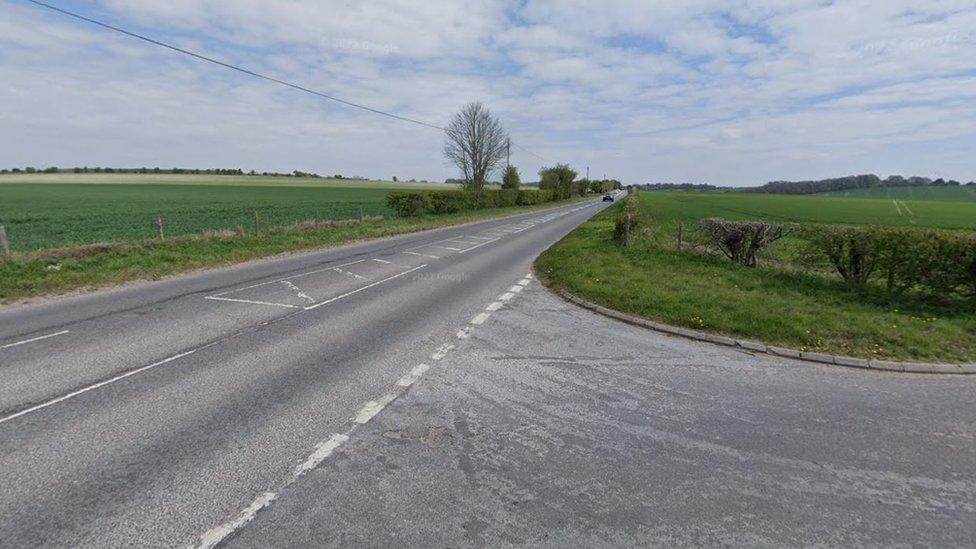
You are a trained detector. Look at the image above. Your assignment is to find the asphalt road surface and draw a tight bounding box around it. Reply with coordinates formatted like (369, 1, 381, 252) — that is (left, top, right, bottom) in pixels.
(3, 197, 975, 547)
(0, 199, 607, 547)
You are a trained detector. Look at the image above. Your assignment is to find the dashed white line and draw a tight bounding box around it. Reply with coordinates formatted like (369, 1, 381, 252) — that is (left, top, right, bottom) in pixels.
(431, 344, 455, 361)
(509, 285, 524, 293)
(0, 330, 70, 351)
(498, 292, 515, 302)
(355, 393, 397, 424)
(371, 258, 392, 264)
(304, 265, 427, 311)
(396, 363, 431, 387)
(518, 279, 531, 286)
(430, 245, 463, 251)
(280, 281, 315, 304)
(470, 312, 491, 325)
(333, 267, 370, 281)
(208, 259, 367, 298)
(485, 302, 504, 312)
(293, 433, 350, 478)
(403, 251, 440, 259)
(195, 492, 277, 549)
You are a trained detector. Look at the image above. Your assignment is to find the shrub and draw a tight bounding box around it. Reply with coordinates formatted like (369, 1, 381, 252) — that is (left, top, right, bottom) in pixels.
(795, 225, 976, 298)
(385, 189, 556, 217)
(501, 166, 521, 190)
(613, 194, 642, 246)
(700, 218, 786, 267)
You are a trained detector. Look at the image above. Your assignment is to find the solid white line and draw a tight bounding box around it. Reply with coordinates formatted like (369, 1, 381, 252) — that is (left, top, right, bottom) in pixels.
(485, 302, 504, 312)
(470, 312, 491, 325)
(195, 492, 277, 549)
(0, 349, 198, 426)
(430, 245, 462, 251)
(294, 433, 349, 478)
(304, 264, 427, 311)
(498, 292, 515, 302)
(0, 330, 70, 351)
(371, 258, 392, 264)
(204, 296, 301, 309)
(402, 251, 440, 259)
(457, 238, 500, 254)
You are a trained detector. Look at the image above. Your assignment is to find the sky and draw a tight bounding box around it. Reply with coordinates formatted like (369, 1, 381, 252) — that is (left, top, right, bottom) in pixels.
(2, 0, 976, 186)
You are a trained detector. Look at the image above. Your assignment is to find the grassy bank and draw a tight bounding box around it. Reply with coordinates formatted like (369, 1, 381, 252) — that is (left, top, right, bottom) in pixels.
(536, 194, 976, 363)
(0, 199, 582, 304)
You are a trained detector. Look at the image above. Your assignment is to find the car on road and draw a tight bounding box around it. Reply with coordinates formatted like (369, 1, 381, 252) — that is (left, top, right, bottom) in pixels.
(602, 194, 615, 202)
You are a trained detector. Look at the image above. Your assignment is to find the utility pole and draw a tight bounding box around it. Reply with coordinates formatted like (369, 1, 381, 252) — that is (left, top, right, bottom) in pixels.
(506, 138, 511, 169)
(586, 166, 590, 180)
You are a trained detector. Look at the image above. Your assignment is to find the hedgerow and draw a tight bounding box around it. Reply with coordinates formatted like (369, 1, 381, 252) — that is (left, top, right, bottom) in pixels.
(385, 189, 556, 217)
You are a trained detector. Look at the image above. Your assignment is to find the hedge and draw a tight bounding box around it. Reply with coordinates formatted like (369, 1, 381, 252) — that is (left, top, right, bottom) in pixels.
(795, 225, 976, 299)
(385, 189, 556, 218)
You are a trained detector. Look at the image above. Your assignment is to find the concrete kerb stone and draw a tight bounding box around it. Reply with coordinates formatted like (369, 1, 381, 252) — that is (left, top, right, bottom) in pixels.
(546, 285, 974, 376)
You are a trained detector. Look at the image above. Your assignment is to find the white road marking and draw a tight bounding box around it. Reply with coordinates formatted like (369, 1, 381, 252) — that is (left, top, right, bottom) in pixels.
(371, 258, 392, 264)
(355, 393, 397, 424)
(204, 296, 301, 309)
(402, 251, 440, 259)
(280, 280, 315, 304)
(333, 267, 370, 281)
(470, 312, 491, 325)
(195, 492, 277, 549)
(430, 245, 463, 251)
(293, 433, 349, 478)
(0, 330, 70, 351)
(525, 272, 534, 279)
(509, 285, 523, 293)
(431, 344, 454, 361)
(0, 349, 200, 426)
(486, 302, 504, 312)
(518, 279, 531, 286)
(304, 265, 427, 311)
(396, 363, 431, 387)
(498, 292, 515, 302)
(457, 238, 500, 254)
(208, 259, 367, 298)
(456, 327, 471, 339)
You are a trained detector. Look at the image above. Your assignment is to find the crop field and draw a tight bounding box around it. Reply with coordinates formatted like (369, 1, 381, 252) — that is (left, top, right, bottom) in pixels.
(0, 173, 453, 190)
(0, 177, 424, 251)
(822, 185, 976, 202)
(645, 191, 976, 231)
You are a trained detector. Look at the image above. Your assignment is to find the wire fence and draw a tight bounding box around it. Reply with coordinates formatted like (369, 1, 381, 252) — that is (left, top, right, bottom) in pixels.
(0, 201, 393, 254)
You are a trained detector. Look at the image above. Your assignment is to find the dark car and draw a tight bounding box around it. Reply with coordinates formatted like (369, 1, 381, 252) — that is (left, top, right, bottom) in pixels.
(602, 194, 615, 202)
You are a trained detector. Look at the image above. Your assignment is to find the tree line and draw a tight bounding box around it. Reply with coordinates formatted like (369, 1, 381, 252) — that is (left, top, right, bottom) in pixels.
(750, 174, 976, 195)
(0, 166, 370, 179)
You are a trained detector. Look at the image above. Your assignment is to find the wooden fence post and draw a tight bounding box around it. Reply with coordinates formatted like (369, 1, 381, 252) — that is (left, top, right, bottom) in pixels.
(254, 212, 261, 235)
(677, 222, 683, 250)
(0, 225, 10, 261)
(156, 217, 165, 241)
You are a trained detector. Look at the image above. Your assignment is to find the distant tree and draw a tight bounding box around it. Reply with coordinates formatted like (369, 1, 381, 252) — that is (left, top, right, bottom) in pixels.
(444, 102, 509, 194)
(501, 165, 521, 190)
(539, 164, 578, 199)
(393, 176, 398, 182)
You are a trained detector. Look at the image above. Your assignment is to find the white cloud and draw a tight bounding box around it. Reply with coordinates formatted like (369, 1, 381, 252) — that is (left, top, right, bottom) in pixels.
(1, 0, 975, 185)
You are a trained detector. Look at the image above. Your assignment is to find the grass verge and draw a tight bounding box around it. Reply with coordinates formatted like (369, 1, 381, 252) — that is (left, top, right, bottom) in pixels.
(0, 199, 584, 305)
(535, 199, 976, 363)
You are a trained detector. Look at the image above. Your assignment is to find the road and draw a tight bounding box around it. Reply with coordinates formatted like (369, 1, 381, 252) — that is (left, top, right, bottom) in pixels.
(3, 196, 975, 547)
(0, 199, 608, 547)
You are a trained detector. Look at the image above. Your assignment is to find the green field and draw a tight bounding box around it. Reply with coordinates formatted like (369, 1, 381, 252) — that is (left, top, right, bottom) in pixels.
(822, 186, 976, 202)
(537, 191, 976, 363)
(0, 175, 459, 252)
(648, 191, 976, 230)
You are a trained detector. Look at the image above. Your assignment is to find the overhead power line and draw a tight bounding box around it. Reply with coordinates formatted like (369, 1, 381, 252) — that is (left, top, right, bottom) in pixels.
(24, 0, 555, 164)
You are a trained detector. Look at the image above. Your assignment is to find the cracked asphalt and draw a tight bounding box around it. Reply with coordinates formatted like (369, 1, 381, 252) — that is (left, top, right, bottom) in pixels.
(229, 282, 976, 547)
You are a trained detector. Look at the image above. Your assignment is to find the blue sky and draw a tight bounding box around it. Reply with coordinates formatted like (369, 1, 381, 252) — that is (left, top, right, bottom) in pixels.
(2, 0, 976, 185)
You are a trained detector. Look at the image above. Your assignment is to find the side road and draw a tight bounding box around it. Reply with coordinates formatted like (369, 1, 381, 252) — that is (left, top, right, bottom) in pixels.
(228, 279, 976, 547)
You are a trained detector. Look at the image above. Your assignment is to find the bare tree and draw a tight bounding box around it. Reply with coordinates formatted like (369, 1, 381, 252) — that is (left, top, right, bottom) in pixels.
(444, 103, 509, 193)
(700, 218, 787, 267)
